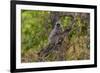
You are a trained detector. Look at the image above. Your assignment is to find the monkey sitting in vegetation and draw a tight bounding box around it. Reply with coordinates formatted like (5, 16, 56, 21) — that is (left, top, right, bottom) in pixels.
(38, 22, 63, 60)
(48, 21, 63, 45)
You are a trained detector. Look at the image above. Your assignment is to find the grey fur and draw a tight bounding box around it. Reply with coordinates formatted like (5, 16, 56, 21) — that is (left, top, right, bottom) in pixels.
(48, 22, 62, 45)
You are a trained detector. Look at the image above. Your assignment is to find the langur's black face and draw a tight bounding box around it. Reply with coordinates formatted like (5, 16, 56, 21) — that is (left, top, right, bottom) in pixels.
(56, 23, 60, 27)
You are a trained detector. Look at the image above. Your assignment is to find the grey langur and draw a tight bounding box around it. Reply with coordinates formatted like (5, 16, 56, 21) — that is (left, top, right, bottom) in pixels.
(38, 22, 63, 58)
(48, 21, 62, 45)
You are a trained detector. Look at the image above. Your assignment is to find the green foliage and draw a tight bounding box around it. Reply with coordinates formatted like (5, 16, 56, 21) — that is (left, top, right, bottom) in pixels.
(61, 16, 72, 29)
(21, 10, 51, 53)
